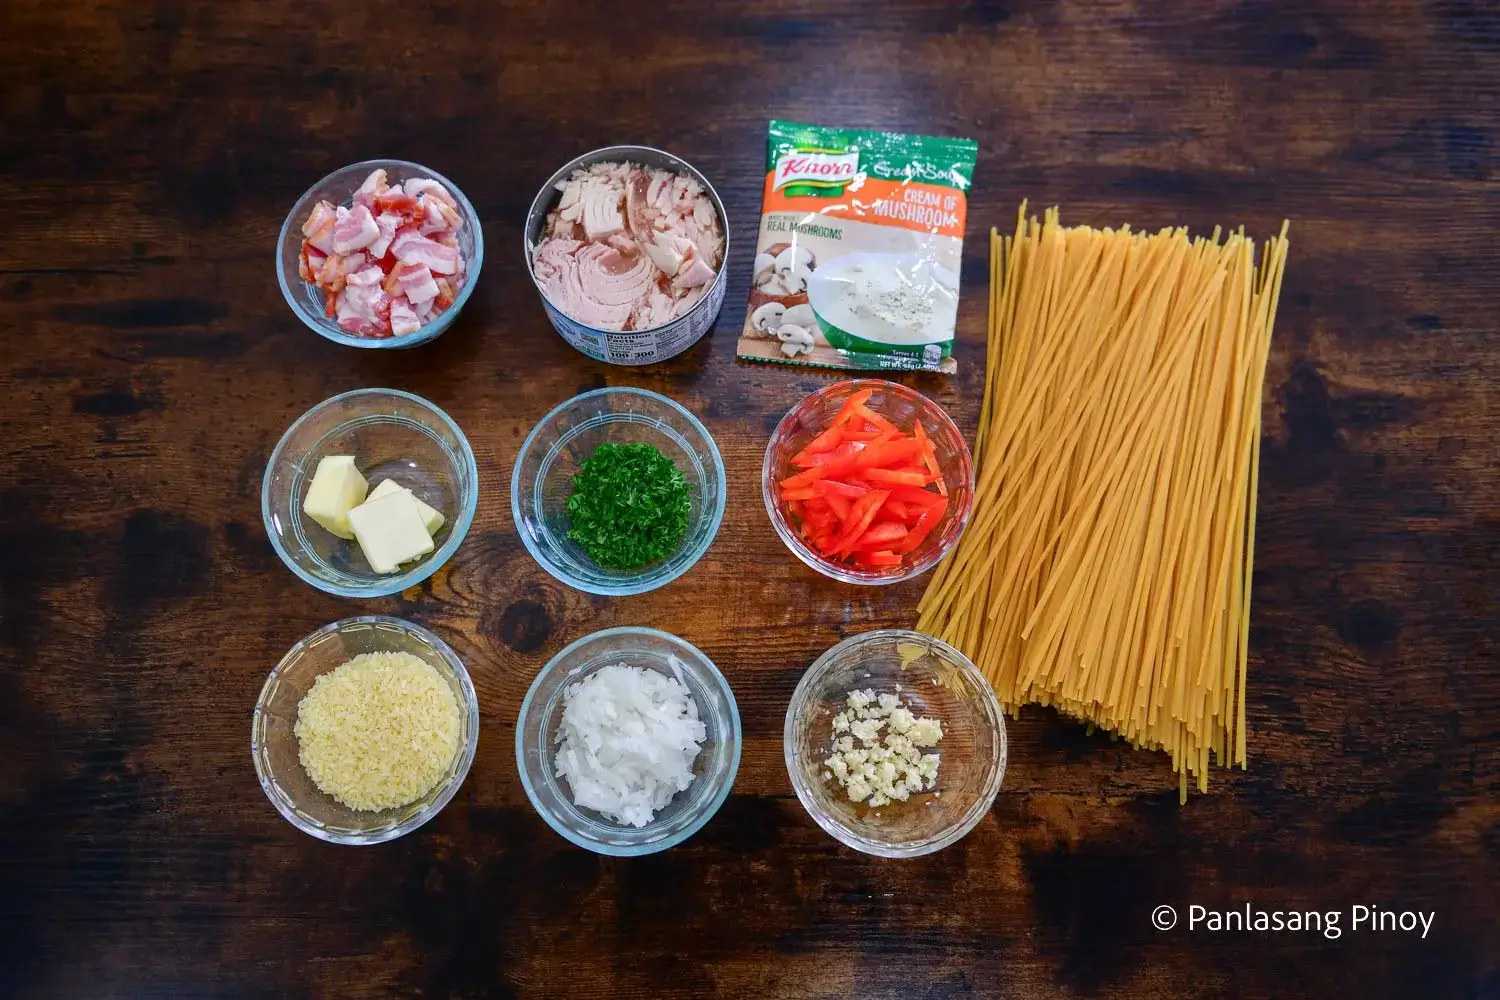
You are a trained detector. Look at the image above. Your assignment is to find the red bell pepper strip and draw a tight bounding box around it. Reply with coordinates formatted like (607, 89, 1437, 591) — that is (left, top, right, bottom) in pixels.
(801, 440, 866, 469)
(856, 404, 897, 433)
(913, 420, 948, 497)
(779, 464, 837, 490)
(803, 501, 835, 522)
(835, 489, 891, 557)
(824, 492, 853, 523)
(791, 423, 848, 466)
(859, 521, 909, 547)
(780, 445, 872, 489)
(854, 438, 926, 469)
(889, 486, 944, 508)
(815, 479, 869, 500)
(862, 468, 930, 487)
(779, 392, 961, 570)
(829, 388, 875, 429)
(898, 497, 948, 554)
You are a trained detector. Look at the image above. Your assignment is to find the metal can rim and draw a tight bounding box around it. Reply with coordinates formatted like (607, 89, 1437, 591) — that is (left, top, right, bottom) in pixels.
(523, 145, 731, 339)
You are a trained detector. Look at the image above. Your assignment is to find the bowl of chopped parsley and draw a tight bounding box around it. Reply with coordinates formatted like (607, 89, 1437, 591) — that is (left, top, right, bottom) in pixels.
(511, 387, 726, 596)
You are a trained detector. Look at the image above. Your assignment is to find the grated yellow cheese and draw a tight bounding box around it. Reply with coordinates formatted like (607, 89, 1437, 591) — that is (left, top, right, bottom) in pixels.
(294, 650, 462, 812)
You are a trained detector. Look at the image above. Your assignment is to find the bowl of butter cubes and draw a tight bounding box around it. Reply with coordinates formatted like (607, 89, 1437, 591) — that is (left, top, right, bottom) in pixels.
(262, 388, 479, 598)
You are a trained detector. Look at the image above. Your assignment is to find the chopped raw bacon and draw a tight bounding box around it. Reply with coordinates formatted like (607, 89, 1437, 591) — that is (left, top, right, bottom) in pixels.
(296, 170, 467, 337)
(403, 177, 456, 208)
(382, 261, 415, 296)
(338, 280, 392, 336)
(346, 265, 384, 288)
(418, 196, 462, 236)
(391, 229, 460, 275)
(301, 201, 339, 255)
(301, 201, 336, 239)
(374, 189, 419, 216)
(352, 169, 389, 213)
(316, 250, 369, 293)
(298, 243, 322, 282)
(398, 264, 440, 305)
(332, 204, 379, 254)
(368, 212, 400, 259)
(412, 294, 436, 323)
(389, 296, 421, 336)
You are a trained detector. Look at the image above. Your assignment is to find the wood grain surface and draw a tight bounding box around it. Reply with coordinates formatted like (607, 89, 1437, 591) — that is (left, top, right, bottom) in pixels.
(3, 1, 1498, 997)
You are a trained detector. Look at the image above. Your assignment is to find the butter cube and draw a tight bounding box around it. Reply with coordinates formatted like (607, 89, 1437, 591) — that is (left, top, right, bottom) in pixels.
(366, 478, 445, 536)
(347, 489, 435, 574)
(302, 455, 368, 539)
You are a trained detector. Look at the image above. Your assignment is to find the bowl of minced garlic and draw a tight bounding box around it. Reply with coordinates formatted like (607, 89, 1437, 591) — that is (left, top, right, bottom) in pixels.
(784, 629, 1006, 858)
(252, 616, 478, 844)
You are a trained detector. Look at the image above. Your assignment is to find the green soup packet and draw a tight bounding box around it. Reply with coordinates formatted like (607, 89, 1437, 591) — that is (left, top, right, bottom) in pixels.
(737, 120, 978, 374)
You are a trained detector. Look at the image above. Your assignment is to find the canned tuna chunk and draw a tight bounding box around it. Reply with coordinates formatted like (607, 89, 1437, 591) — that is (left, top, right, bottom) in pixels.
(525, 146, 729, 366)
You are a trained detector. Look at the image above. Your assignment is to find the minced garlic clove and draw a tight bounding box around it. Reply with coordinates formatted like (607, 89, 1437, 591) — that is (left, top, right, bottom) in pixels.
(824, 687, 943, 807)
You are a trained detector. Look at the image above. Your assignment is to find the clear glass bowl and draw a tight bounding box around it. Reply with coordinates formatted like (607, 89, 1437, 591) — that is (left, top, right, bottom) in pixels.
(762, 379, 975, 585)
(262, 388, 478, 598)
(516, 626, 741, 856)
(251, 616, 479, 845)
(276, 159, 484, 349)
(784, 629, 1005, 858)
(511, 387, 726, 596)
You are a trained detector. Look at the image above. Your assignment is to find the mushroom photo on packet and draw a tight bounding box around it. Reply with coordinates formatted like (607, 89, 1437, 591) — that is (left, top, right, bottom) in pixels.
(749, 243, 820, 358)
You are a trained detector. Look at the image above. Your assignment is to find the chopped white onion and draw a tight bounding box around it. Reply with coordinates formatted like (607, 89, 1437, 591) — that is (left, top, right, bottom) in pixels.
(553, 662, 706, 828)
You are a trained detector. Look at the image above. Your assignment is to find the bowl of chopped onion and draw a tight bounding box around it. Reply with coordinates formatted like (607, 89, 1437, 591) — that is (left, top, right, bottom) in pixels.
(516, 626, 741, 856)
(784, 629, 1005, 858)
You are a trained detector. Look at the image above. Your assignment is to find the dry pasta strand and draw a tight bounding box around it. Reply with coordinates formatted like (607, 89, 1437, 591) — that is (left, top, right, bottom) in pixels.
(918, 207, 1289, 792)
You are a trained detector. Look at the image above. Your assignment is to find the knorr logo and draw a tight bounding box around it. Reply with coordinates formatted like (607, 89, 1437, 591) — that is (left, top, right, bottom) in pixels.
(774, 147, 860, 197)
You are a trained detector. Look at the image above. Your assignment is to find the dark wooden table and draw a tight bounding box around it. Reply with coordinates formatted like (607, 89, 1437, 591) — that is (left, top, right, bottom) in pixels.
(3, 2, 1498, 997)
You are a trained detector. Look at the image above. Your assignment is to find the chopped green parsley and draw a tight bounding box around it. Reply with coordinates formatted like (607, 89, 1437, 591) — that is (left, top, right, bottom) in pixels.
(565, 442, 692, 570)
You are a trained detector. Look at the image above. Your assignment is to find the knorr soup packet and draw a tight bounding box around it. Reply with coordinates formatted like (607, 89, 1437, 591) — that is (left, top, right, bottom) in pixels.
(737, 120, 978, 373)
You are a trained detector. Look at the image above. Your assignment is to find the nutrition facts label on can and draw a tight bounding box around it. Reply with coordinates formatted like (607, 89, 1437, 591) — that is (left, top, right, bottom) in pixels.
(545, 276, 726, 366)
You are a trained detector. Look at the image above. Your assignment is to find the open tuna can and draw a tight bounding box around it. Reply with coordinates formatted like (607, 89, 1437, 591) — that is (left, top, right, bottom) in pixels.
(525, 146, 729, 366)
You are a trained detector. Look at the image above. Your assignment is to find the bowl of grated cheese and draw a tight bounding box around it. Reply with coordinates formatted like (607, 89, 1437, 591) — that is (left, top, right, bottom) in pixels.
(784, 629, 1005, 858)
(252, 615, 479, 845)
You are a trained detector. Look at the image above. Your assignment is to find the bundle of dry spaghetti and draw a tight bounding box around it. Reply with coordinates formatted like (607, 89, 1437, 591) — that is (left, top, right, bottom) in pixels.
(918, 204, 1289, 796)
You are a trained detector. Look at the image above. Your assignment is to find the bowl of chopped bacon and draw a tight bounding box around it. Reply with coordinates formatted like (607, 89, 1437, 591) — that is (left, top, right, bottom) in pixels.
(763, 380, 974, 586)
(277, 159, 483, 349)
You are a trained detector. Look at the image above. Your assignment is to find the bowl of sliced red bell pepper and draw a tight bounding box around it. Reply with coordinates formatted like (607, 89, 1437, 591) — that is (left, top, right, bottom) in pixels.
(762, 380, 975, 585)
